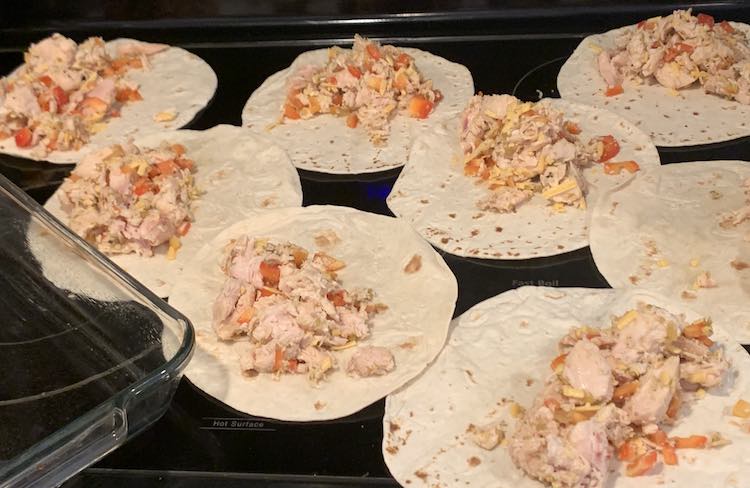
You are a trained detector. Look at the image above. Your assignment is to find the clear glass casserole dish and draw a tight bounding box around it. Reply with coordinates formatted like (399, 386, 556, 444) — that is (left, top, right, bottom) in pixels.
(0, 173, 194, 488)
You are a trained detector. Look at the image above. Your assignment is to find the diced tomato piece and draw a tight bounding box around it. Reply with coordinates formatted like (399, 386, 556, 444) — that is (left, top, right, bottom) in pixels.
(288, 359, 298, 371)
(326, 290, 347, 307)
(133, 177, 153, 196)
(259, 260, 281, 286)
(346, 113, 358, 128)
(683, 320, 710, 338)
(605, 84, 624, 97)
(175, 158, 194, 171)
(598, 135, 621, 162)
(50, 86, 69, 112)
(273, 346, 283, 372)
(719, 20, 735, 33)
(38, 93, 51, 112)
(637, 20, 656, 30)
(464, 158, 481, 176)
(155, 159, 179, 175)
(665, 43, 694, 62)
(618, 439, 639, 462)
(613, 380, 640, 403)
(115, 87, 142, 103)
(366, 43, 381, 60)
(663, 446, 678, 465)
(647, 430, 671, 448)
(258, 287, 276, 298)
(564, 121, 581, 134)
(14, 127, 32, 148)
(550, 353, 567, 371)
(347, 65, 362, 79)
(67, 173, 80, 182)
(666, 394, 681, 419)
(172, 143, 186, 156)
(178, 221, 191, 236)
(626, 451, 658, 477)
(284, 103, 301, 120)
(697, 13, 715, 28)
(408, 95, 433, 119)
(331, 92, 343, 106)
(237, 308, 254, 324)
(673, 435, 708, 449)
(38, 75, 53, 87)
(326, 75, 337, 85)
(676, 42, 695, 55)
(393, 52, 411, 70)
(603, 160, 640, 175)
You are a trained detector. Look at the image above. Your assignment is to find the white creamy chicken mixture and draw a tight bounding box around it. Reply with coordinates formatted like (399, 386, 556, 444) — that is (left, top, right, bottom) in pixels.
(485, 303, 729, 487)
(58, 141, 197, 257)
(212, 237, 395, 382)
(282, 35, 442, 144)
(598, 9, 750, 102)
(459, 94, 638, 213)
(0, 33, 166, 156)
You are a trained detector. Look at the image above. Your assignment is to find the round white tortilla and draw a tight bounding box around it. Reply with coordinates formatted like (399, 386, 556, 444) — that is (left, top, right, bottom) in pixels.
(0, 38, 218, 164)
(37, 124, 302, 298)
(168, 205, 458, 421)
(384, 286, 750, 488)
(241, 46, 474, 174)
(386, 98, 660, 260)
(557, 22, 750, 147)
(590, 160, 750, 342)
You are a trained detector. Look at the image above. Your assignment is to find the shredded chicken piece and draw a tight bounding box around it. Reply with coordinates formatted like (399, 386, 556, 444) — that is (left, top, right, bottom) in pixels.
(212, 238, 392, 383)
(281, 35, 442, 144)
(599, 9, 750, 104)
(58, 141, 197, 256)
(0, 33, 166, 155)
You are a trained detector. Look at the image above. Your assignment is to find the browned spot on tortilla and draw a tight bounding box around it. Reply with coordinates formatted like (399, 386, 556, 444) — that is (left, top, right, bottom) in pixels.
(399, 340, 417, 350)
(404, 254, 422, 274)
(731, 260, 749, 270)
(681, 290, 697, 300)
(466, 423, 476, 433)
(629, 275, 640, 285)
(314, 401, 326, 410)
(409, 411, 414, 417)
(365, 303, 389, 314)
(415, 470, 428, 481)
(260, 196, 276, 208)
(557, 244, 564, 250)
(441, 237, 450, 244)
(465, 369, 477, 384)
(495, 226, 503, 232)
(710, 190, 722, 200)
(314, 230, 341, 248)
(470, 229, 479, 237)
(448, 213, 456, 218)
(467, 456, 481, 467)
(472, 212, 484, 219)
(420, 199, 429, 204)
(386, 445, 399, 455)
(526, 378, 535, 386)
(390, 422, 401, 433)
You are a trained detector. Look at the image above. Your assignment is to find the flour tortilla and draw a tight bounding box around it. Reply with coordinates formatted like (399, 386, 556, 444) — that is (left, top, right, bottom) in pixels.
(168, 205, 458, 421)
(590, 160, 750, 342)
(0, 38, 217, 164)
(37, 125, 302, 298)
(558, 22, 750, 147)
(241, 46, 474, 174)
(384, 286, 750, 488)
(386, 98, 660, 260)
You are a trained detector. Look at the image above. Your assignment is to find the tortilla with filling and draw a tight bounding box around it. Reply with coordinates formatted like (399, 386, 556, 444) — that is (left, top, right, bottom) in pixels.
(383, 286, 750, 487)
(241, 45, 474, 174)
(557, 22, 750, 147)
(0, 38, 217, 164)
(590, 160, 750, 342)
(168, 205, 457, 421)
(37, 125, 302, 297)
(386, 98, 659, 260)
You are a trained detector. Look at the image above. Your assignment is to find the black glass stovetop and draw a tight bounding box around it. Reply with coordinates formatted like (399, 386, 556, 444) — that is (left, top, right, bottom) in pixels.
(2, 5, 750, 486)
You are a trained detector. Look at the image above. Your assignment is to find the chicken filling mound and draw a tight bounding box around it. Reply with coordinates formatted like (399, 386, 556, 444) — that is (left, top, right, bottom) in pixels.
(459, 94, 639, 213)
(720, 177, 750, 242)
(58, 141, 197, 257)
(212, 237, 395, 382)
(281, 35, 443, 144)
(0, 33, 167, 156)
(598, 9, 750, 102)
(482, 303, 729, 487)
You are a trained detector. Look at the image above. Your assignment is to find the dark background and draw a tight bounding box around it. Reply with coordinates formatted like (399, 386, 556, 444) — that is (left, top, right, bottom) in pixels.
(1, 1, 749, 486)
